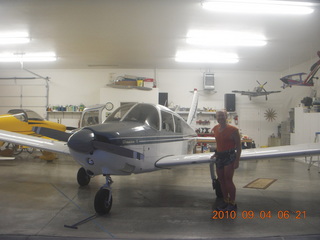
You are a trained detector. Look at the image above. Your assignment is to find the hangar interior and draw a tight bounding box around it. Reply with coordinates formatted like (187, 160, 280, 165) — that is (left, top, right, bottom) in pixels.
(0, 0, 320, 239)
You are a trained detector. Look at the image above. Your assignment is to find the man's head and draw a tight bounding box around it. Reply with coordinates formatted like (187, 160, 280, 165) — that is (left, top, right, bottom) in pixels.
(216, 109, 228, 125)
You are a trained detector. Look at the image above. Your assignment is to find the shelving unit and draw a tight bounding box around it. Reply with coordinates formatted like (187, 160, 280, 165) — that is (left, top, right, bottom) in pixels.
(46, 111, 83, 127)
(47, 111, 82, 118)
(177, 110, 237, 130)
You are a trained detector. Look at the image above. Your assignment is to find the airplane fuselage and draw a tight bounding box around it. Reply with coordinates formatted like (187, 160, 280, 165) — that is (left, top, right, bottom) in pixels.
(68, 103, 197, 176)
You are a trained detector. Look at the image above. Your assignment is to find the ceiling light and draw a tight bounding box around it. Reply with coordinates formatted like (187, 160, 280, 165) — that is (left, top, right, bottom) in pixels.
(187, 30, 267, 47)
(202, 0, 315, 15)
(0, 52, 57, 62)
(0, 32, 30, 44)
(175, 50, 239, 63)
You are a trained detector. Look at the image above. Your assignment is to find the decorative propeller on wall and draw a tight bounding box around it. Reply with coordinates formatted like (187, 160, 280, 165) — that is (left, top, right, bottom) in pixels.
(264, 108, 277, 122)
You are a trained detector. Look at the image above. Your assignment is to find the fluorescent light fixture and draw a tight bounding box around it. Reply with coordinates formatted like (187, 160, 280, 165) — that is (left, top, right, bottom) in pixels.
(0, 32, 30, 44)
(202, 0, 315, 15)
(175, 50, 239, 63)
(187, 30, 267, 47)
(0, 52, 57, 62)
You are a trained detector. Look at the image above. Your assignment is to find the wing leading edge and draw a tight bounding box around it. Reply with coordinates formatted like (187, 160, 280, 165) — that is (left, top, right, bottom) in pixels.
(155, 143, 320, 168)
(0, 129, 70, 155)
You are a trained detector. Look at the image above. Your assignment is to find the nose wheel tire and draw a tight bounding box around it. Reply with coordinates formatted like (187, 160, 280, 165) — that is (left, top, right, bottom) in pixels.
(94, 188, 113, 215)
(77, 167, 91, 186)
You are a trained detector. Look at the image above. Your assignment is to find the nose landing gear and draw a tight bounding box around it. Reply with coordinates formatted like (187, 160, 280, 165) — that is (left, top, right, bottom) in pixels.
(94, 175, 113, 215)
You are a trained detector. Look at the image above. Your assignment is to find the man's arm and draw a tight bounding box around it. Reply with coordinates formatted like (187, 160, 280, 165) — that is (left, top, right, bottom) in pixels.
(232, 129, 242, 169)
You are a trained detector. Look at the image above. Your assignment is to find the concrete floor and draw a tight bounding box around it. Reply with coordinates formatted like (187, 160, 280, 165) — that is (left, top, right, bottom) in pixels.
(0, 152, 320, 240)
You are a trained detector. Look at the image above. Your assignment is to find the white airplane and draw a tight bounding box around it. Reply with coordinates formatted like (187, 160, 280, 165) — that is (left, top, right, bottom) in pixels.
(232, 81, 281, 100)
(0, 93, 320, 215)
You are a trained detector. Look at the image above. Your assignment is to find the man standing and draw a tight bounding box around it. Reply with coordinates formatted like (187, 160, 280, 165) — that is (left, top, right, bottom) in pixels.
(211, 110, 241, 211)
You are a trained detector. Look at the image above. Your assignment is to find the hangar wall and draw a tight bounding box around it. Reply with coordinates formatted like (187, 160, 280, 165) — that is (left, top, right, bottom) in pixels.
(0, 57, 317, 147)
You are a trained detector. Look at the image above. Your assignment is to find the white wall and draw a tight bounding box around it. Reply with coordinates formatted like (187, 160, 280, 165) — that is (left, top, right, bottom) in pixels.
(0, 59, 318, 147)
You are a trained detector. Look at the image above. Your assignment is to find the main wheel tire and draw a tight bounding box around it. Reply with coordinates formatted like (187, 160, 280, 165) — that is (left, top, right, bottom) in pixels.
(94, 188, 113, 215)
(212, 179, 223, 198)
(12, 144, 23, 156)
(77, 167, 91, 186)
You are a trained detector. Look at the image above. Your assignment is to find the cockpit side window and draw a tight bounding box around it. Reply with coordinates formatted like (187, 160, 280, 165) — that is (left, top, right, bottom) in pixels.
(173, 115, 191, 134)
(174, 115, 182, 133)
(122, 104, 160, 130)
(161, 111, 174, 132)
(82, 110, 100, 127)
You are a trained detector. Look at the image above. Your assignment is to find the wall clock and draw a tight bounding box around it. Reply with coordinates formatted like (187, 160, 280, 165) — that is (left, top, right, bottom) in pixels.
(106, 102, 114, 111)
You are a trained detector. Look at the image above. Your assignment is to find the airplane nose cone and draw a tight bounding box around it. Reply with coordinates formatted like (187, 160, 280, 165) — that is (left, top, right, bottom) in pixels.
(68, 129, 95, 153)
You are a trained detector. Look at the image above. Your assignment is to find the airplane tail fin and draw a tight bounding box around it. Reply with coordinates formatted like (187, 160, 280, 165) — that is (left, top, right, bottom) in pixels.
(187, 89, 199, 125)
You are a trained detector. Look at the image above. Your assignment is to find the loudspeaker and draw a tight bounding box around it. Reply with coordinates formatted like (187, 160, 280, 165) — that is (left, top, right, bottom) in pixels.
(159, 92, 168, 107)
(224, 94, 236, 112)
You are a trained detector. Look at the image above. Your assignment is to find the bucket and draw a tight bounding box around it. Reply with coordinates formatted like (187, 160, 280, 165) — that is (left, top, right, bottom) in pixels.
(137, 80, 144, 87)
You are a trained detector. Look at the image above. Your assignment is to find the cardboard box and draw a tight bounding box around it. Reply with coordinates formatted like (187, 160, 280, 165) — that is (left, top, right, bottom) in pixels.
(115, 80, 137, 86)
(144, 78, 154, 88)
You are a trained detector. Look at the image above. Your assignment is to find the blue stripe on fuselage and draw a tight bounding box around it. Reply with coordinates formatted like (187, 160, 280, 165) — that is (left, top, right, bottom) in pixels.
(113, 134, 196, 146)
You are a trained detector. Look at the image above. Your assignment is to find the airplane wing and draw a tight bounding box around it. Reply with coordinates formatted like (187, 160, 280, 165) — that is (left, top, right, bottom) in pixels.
(33, 126, 73, 142)
(232, 90, 280, 96)
(232, 90, 258, 97)
(282, 72, 307, 79)
(155, 143, 320, 168)
(232, 90, 249, 95)
(0, 130, 70, 155)
(265, 91, 281, 94)
(257, 91, 281, 96)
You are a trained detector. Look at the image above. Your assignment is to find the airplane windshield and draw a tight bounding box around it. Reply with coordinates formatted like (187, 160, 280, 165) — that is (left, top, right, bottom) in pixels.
(122, 104, 160, 130)
(105, 103, 160, 130)
(8, 109, 44, 121)
(25, 110, 44, 121)
(13, 113, 27, 122)
(105, 103, 136, 122)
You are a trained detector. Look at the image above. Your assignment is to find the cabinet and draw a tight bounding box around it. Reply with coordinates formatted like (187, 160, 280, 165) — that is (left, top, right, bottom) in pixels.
(268, 137, 281, 147)
(47, 111, 82, 127)
(291, 107, 320, 144)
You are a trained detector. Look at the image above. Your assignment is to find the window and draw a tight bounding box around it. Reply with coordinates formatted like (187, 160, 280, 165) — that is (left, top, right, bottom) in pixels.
(105, 103, 135, 122)
(161, 111, 174, 132)
(105, 103, 160, 130)
(13, 112, 27, 122)
(123, 104, 160, 130)
(174, 115, 182, 133)
(25, 110, 43, 121)
(82, 111, 100, 126)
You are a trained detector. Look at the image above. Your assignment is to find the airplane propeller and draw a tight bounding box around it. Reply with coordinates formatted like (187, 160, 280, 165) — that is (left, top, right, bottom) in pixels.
(256, 80, 267, 92)
(68, 128, 144, 160)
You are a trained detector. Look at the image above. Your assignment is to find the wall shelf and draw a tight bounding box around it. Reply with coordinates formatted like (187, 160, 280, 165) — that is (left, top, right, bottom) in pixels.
(47, 111, 82, 119)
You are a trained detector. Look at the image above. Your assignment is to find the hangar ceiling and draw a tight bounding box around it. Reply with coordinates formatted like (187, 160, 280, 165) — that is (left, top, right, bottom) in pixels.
(0, 0, 319, 71)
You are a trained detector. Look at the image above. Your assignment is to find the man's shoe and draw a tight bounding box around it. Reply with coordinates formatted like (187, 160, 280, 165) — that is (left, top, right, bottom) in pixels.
(220, 203, 237, 212)
(215, 202, 229, 211)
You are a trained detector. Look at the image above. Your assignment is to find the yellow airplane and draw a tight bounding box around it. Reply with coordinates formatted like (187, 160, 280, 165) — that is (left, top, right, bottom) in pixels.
(0, 109, 66, 159)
